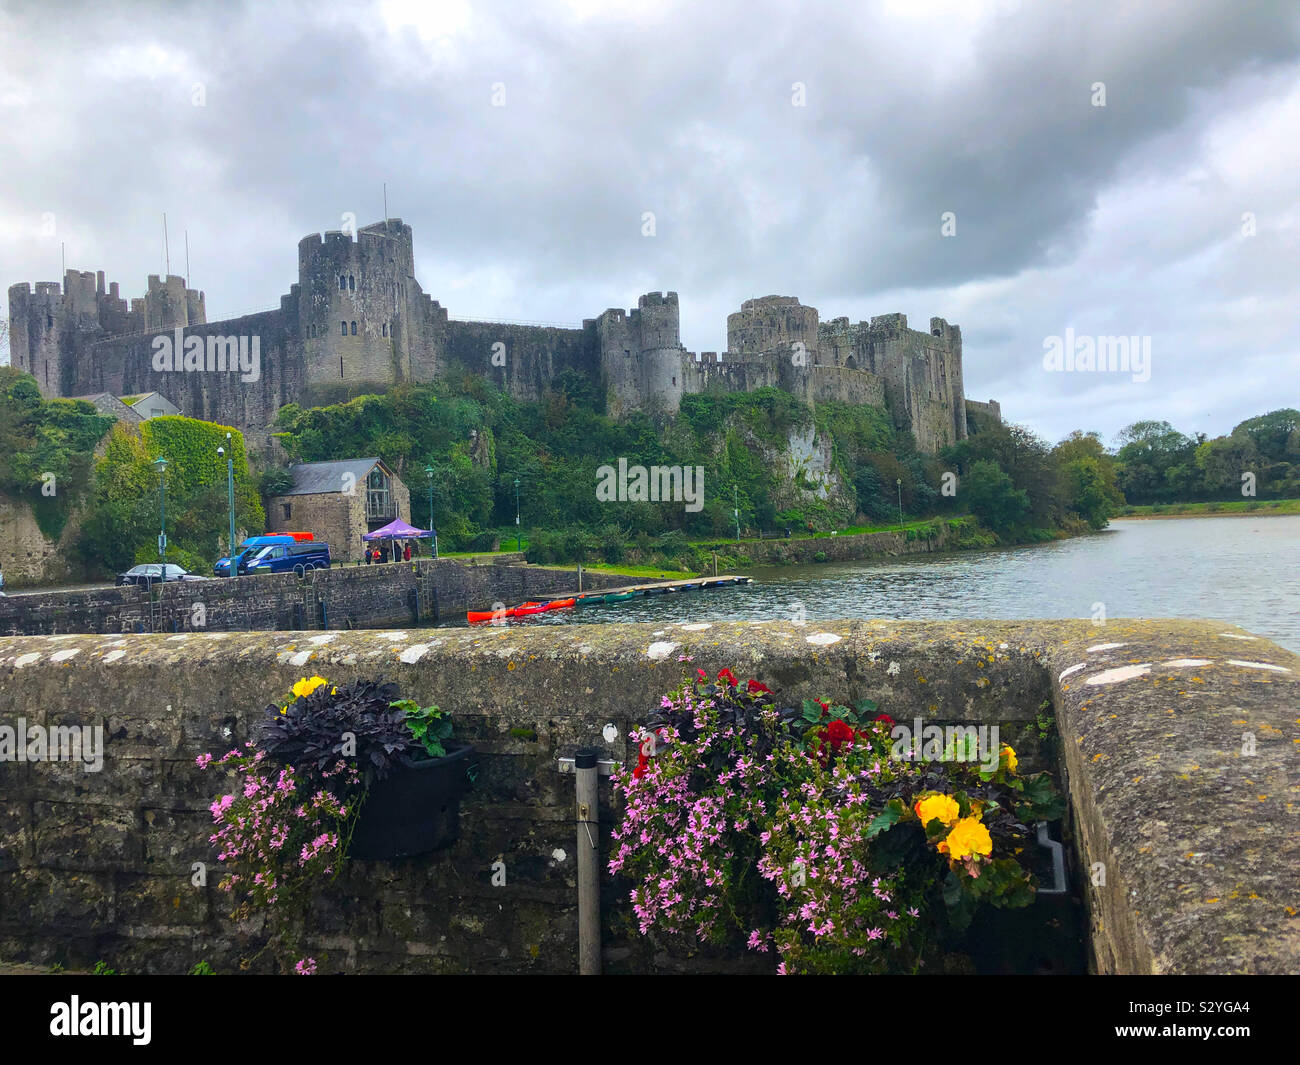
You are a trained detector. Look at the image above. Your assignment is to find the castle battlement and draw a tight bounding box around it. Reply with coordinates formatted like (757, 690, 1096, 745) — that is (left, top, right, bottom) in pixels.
(9, 217, 992, 454)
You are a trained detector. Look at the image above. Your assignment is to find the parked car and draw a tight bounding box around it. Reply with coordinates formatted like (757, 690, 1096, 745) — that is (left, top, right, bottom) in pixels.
(239, 540, 332, 575)
(117, 564, 209, 586)
(214, 532, 313, 577)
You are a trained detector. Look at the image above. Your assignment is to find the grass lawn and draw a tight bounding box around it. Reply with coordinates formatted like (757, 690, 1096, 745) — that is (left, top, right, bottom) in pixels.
(1116, 499, 1300, 518)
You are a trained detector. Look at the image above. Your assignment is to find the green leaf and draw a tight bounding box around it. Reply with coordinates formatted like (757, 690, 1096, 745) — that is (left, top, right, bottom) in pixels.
(866, 799, 905, 839)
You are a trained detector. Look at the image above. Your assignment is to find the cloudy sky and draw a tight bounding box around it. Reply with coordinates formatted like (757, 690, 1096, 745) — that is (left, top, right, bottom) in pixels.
(2, 0, 1297, 445)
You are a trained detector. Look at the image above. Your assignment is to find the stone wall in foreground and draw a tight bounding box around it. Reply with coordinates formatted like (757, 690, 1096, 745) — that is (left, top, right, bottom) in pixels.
(0, 619, 1295, 974)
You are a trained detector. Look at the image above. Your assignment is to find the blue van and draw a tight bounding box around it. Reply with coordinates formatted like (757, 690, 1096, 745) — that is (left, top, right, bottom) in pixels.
(240, 540, 332, 575)
(216, 534, 315, 576)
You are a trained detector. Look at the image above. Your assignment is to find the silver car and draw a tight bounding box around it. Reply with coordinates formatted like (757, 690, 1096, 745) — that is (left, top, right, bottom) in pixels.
(116, 564, 208, 586)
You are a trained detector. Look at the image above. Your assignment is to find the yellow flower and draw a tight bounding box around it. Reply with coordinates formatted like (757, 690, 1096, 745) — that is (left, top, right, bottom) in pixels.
(938, 817, 993, 862)
(1000, 744, 1018, 773)
(292, 676, 329, 700)
(914, 793, 961, 829)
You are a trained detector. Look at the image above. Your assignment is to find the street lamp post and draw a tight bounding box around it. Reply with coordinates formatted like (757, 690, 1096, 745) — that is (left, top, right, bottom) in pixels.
(733, 485, 740, 544)
(896, 478, 903, 532)
(514, 477, 521, 552)
(219, 434, 236, 577)
(153, 456, 168, 585)
(425, 464, 437, 559)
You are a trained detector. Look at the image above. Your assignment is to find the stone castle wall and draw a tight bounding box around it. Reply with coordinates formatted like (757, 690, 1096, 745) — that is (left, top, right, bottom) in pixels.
(9, 220, 988, 454)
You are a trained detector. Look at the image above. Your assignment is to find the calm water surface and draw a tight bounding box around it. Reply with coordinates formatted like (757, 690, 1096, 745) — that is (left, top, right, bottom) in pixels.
(451, 516, 1300, 652)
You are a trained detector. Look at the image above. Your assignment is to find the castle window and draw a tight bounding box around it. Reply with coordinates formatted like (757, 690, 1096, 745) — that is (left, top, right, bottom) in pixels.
(340, 356, 344, 379)
(47, 314, 53, 329)
(672, 376, 676, 386)
(624, 349, 630, 357)
(339, 275, 347, 291)
(349, 275, 355, 291)
(350, 321, 357, 335)
(382, 323, 388, 337)
(282, 503, 292, 520)
(341, 321, 347, 336)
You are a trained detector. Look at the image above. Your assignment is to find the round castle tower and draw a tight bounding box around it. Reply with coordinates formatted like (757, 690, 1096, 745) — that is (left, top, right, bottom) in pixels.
(297, 219, 417, 401)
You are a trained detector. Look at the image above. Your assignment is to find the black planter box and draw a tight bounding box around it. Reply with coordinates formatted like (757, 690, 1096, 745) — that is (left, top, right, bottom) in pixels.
(349, 742, 475, 860)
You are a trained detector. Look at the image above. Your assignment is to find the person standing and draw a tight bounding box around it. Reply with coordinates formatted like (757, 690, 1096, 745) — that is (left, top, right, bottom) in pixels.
(403, 542, 412, 563)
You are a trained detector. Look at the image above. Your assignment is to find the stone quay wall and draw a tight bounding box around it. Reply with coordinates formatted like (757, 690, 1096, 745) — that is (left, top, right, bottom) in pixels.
(0, 619, 1295, 975)
(0, 559, 633, 636)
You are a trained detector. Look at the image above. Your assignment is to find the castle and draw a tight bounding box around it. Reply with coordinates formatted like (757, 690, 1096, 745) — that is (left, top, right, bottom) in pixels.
(8, 218, 1000, 453)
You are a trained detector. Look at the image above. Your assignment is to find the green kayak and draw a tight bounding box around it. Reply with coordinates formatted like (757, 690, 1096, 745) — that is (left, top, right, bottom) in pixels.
(599, 591, 641, 603)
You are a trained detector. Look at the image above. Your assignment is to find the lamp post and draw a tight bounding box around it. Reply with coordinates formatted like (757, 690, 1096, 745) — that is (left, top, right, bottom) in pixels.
(733, 485, 740, 544)
(219, 434, 236, 577)
(514, 477, 521, 552)
(896, 478, 903, 532)
(153, 456, 168, 584)
(425, 464, 437, 559)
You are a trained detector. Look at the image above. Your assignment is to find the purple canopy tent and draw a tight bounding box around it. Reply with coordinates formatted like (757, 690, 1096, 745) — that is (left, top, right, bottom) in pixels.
(363, 518, 437, 560)
(362, 519, 432, 541)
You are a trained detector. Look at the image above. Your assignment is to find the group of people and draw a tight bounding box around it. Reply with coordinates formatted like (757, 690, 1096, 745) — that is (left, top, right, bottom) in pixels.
(363, 540, 414, 565)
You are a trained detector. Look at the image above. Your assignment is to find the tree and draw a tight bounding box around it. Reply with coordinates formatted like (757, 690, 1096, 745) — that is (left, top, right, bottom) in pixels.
(963, 459, 1030, 538)
(1230, 409, 1300, 464)
(1114, 420, 1197, 504)
(1195, 435, 1260, 498)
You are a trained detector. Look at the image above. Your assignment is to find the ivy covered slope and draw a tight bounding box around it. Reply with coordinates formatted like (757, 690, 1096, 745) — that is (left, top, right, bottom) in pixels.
(0, 367, 115, 541)
(77, 416, 264, 575)
(272, 371, 1121, 561)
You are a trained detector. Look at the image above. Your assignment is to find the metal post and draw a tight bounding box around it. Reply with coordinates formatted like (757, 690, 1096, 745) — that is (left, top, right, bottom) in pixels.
(226, 434, 236, 575)
(733, 486, 740, 543)
(896, 478, 903, 532)
(157, 462, 167, 584)
(514, 477, 521, 553)
(575, 746, 601, 975)
(577, 562, 583, 592)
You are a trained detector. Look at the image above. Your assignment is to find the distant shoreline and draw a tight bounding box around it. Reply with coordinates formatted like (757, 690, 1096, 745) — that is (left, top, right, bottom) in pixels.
(1113, 501, 1300, 521)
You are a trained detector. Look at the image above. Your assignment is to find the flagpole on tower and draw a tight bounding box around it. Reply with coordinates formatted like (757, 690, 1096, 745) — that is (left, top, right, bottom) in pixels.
(163, 213, 171, 277)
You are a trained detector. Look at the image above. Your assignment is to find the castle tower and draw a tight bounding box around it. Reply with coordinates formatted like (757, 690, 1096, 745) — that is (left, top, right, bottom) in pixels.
(297, 218, 420, 403)
(144, 274, 205, 330)
(727, 295, 819, 362)
(596, 291, 685, 416)
(633, 291, 684, 415)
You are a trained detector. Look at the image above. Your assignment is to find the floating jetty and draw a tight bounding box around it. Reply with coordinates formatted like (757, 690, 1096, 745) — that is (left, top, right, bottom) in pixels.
(466, 575, 752, 623)
(577, 574, 753, 604)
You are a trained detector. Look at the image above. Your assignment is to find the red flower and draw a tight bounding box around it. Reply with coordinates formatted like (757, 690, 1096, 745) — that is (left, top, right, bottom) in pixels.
(717, 668, 738, 687)
(697, 669, 708, 682)
(747, 679, 772, 694)
(874, 713, 895, 727)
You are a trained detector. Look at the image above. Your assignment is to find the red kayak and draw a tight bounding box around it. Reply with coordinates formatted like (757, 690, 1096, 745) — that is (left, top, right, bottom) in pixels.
(467, 598, 574, 624)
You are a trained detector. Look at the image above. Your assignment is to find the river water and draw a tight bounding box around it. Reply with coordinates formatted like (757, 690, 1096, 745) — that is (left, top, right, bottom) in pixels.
(474, 516, 1299, 652)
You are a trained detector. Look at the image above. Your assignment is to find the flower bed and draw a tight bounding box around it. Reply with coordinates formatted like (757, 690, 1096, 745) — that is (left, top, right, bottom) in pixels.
(610, 667, 1064, 974)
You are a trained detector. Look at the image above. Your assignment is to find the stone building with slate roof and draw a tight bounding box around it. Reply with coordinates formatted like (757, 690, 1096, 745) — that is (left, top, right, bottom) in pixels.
(264, 457, 410, 563)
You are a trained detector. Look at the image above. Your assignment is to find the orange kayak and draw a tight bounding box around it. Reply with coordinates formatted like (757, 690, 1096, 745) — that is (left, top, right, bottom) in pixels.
(544, 598, 575, 610)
